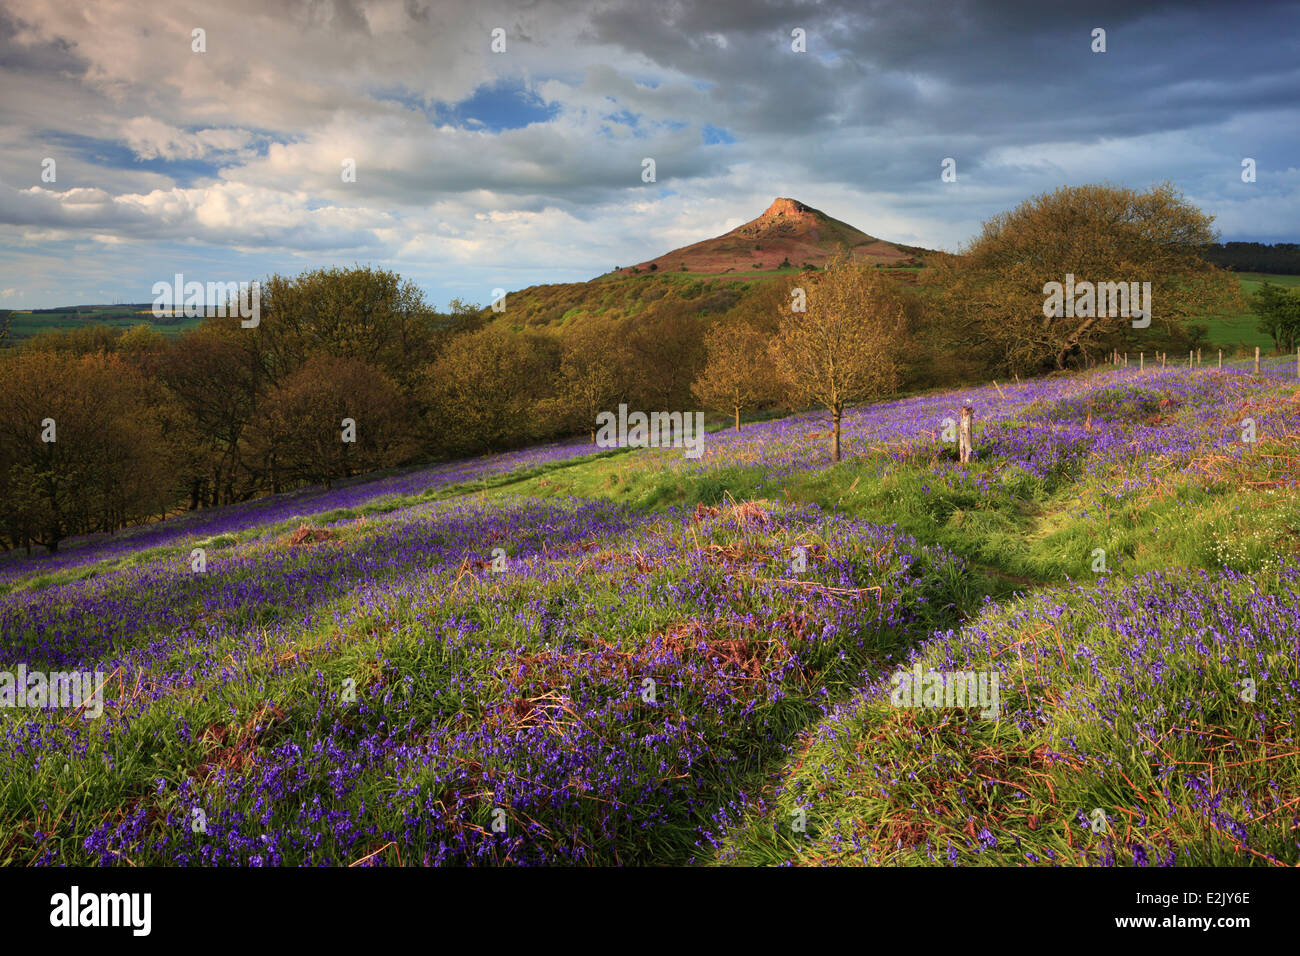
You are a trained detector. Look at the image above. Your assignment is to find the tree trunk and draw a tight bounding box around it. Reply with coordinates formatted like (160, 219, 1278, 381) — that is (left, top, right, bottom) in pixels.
(831, 406, 842, 462)
(734, 406, 741, 431)
(1056, 316, 1101, 369)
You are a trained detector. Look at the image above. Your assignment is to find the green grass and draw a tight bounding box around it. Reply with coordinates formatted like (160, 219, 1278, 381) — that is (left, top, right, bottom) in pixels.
(715, 566, 1299, 866)
(1195, 272, 1300, 349)
(479, 399, 1297, 594)
(1236, 272, 1300, 291)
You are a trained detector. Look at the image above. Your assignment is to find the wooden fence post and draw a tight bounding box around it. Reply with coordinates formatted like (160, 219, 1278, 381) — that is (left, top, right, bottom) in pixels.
(959, 405, 974, 465)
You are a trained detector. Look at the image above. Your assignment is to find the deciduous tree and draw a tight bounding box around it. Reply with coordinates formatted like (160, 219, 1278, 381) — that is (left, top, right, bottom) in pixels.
(423, 325, 559, 455)
(770, 253, 901, 462)
(933, 182, 1243, 373)
(0, 351, 171, 551)
(1253, 281, 1300, 352)
(692, 321, 778, 430)
(545, 318, 628, 441)
(246, 355, 416, 489)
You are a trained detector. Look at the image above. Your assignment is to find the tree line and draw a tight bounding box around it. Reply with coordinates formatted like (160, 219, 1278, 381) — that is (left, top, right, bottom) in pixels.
(1201, 242, 1300, 275)
(0, 183, 1244, 552)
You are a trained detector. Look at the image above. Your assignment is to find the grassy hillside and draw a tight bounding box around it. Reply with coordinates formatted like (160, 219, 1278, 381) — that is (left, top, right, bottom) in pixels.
(495, 270, 781, 329)
(2, 357, 1297, 866)
(499, 269, 1287, 354)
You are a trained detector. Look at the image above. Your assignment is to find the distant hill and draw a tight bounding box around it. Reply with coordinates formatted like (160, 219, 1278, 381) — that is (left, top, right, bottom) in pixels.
(496, 198, 933, 330)
(617, 197, 929, 275)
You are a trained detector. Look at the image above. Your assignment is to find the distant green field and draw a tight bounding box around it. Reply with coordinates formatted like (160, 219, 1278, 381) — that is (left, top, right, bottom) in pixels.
(3, 305, 201, 343)
(1197, 272, 1300, 350)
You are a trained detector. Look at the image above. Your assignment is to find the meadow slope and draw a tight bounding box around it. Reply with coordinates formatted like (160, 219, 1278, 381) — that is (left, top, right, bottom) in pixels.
(2, 359, 1298, 866)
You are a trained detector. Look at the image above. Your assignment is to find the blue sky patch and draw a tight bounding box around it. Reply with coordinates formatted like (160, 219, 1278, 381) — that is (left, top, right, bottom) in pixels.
(702, 124, 736, 145)
(432, 80, 559, 131)
(37, 131, 234, 186)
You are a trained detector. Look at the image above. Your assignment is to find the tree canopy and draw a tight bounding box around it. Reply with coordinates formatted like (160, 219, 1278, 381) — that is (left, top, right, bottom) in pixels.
(934, 182, 1243, 373)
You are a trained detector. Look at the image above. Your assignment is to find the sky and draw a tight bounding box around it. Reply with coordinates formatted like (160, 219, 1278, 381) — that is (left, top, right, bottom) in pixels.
(0, 0, 1297, 309)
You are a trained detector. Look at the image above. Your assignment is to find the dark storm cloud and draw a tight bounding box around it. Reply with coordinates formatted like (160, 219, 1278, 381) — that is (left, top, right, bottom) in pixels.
(583, 0, 1300, 184)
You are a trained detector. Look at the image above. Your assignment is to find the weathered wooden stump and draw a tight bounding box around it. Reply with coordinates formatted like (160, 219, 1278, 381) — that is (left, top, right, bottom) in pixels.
(958, 405, 974, 464)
